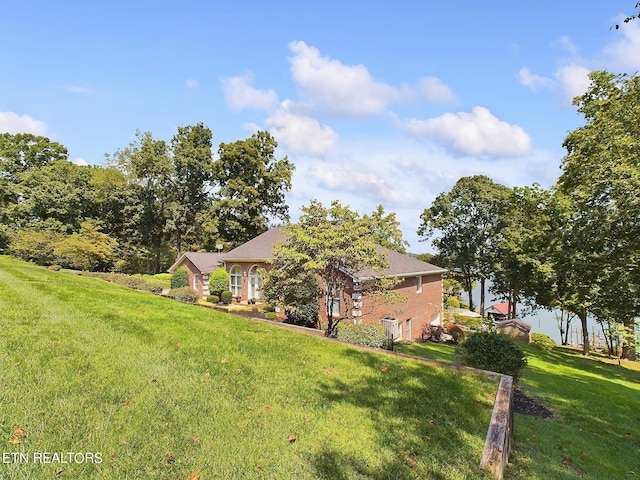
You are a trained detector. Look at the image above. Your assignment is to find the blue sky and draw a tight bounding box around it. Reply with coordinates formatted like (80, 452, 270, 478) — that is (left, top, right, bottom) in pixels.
(2, 1, 639, 250)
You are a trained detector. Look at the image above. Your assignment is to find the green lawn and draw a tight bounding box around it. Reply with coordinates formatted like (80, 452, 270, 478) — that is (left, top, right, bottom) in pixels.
(397, 336, 640, 479)
(0, 256, 497, 479)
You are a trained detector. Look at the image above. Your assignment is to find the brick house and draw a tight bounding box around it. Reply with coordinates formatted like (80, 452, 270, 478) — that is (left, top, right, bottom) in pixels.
(168, 227, 446, 340)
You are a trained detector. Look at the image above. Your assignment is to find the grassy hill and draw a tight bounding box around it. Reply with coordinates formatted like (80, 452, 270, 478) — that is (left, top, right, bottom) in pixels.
(0, 256, 497, 479)
(400, 332, 640, 478)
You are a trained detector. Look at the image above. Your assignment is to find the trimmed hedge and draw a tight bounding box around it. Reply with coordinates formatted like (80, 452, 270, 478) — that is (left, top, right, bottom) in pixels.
(171, 268, 189, 289)
(220, 291, 233, 305)
(169, 287, 199, 304)
(206, 295, 220, 304)
(336, 323, 389, 349)
(455, 332, 528, 383)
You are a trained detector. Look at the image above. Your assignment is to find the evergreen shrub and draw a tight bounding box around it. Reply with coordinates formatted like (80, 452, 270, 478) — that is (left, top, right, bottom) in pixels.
(220, 291, 233, 305)
(206, 295, 220, 304)
(171, 268, 189, 289)
(209, 268, 230, 296)
(336, 323, 389, 349)
(170, 287, 199, 304)
(455, 332, 528, 383)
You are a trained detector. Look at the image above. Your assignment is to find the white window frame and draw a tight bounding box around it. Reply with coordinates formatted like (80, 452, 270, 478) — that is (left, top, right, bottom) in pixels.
(229, 265, 242, 297)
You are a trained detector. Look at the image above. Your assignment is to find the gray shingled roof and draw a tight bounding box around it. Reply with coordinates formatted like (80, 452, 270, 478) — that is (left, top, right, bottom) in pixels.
(221, 226, 445, 279)
(220, 226, 287, 262)
(171, 226, 446, 278)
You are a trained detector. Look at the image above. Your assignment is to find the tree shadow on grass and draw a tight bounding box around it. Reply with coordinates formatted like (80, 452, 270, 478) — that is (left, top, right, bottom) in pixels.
(308, 347, 497, 479)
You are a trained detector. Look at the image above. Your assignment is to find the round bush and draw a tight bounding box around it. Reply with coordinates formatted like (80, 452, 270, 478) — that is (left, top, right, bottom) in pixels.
(336, 323, 389, 349)
(455, 332, 528, 383)
(531, 333, 556, 351)
(206, 295, 220, 304)
(208, 268, 230, 296)
(220, 291, 233, 305)
(169, 287, 199, 304)
(171, 268, 189, 289)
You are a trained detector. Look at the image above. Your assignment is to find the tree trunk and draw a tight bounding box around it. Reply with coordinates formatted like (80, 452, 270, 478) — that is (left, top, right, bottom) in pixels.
(579, 311, 590, 356)
(479, 277, 485, 317)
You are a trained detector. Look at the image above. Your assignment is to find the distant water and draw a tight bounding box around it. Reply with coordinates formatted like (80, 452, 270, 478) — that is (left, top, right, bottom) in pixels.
(463, 283, 605, 348)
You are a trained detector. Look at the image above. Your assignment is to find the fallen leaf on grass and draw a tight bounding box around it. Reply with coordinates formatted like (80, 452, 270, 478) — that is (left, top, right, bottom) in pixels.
(121, 399, 130, 406)
(119, 439, 128, 445)
(582, 451, 590, 457)
(265, 406, 271, 413)
(191, 435, 199, 443)
(190, 473, 201, 480)
(406, 458, 417, 467)
(221, 359, 228, 364)
(429, 420, 438, 426)
(204, 372, 210, 378)
(256, 466, 263, 472)
(54, 470, 63, 477)
(13, 427, 25, 437)
(9, 438, 20, 445)
(165, 454, 175, 465)
(288, 435, 296, 442)
(381, 366, 388, 372)
(625, 432, 632, 437)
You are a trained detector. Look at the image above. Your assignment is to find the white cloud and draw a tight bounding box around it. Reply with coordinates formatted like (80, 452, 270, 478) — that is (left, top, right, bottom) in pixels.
(288, 40, 403, 117)
(185, 79, 198, 89)
(419, 76, 458, 103)
(220, 74, 279, 111)
(0, 112, 49, 136)
(518, 67, 554, 91)
(603, 19, 640, 70)
(309, 164, 414, 206)
(71, 157, 88, 166)
(555, 64, 591, 104)
(555, 35, 578, 54)
(266, 100, 338, 156)
(400, 106, 532, 157)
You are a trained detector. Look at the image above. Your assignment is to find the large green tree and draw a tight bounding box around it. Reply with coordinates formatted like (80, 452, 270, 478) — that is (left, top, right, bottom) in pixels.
(212, 131, 294, 246)
(262, 200, 395, 336)
(418, 175, 510, 316)
(166, 123, 215, 257)
(557, 70, 640, 359)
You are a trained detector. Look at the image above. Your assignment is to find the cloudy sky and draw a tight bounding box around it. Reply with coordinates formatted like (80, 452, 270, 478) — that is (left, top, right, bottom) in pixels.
(2, 1, 639, 250)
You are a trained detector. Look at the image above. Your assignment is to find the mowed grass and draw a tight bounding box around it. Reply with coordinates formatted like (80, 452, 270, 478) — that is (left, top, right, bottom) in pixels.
(398, 336, 640, 479)
(0, 256, 497, 479)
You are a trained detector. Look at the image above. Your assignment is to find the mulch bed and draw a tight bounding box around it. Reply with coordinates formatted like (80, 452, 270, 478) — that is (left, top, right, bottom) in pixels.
(513, 388, 556, 419)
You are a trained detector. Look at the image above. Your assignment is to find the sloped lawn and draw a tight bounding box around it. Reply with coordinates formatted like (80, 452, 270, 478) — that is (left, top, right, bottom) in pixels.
(0, 256, 497, 479)
(398, 335, 640, 479)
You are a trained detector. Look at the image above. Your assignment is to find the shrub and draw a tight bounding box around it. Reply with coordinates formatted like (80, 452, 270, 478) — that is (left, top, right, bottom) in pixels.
(153, 273, 172, 281)
(208, 268, 230, 296)
(265, 312, 278, 320)
(47, 264, 62, 271)
(336, 323, 389, 349)
(138, 280, 165, 294)
(285, 301, 319, 328)
(220, 291, 233, 305)
(531, 333, 556, 351)
(262, 305, 277, 313)
(108, 274, 146, 288)
(455, 332, 528, 383)
(171, 268, 189, 289)
(170, 287, 199, 304)
(206, 295, 220, 304)
(445, 296, 460, 309)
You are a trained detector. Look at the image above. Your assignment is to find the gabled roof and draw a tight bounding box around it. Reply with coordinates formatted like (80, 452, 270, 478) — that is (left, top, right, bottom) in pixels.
(168, 251, 223, 274)
(220, 226, 286, 262)
(486, 302, 511, 315)
(355, 246, 446, 280)
(171, 226, 447, 279)
(221, 227, 445, 279)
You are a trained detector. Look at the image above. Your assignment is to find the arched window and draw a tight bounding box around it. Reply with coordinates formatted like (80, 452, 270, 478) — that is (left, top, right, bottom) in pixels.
(249, 265, 262, 300)
(229, 265, 241, 297)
